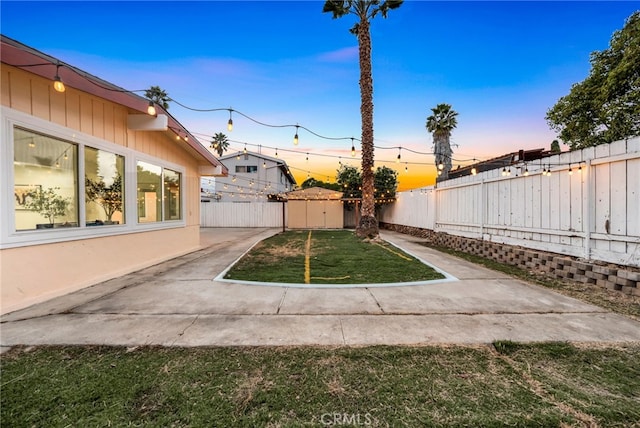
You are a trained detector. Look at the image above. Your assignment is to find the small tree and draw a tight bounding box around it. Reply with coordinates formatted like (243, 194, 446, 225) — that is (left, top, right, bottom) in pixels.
(373, 165, 398, 204)
(24, 187, 70, 225)
(336, 164, 397, 208)
(85, 173, 123, 222)
(546, 12, 640, 148)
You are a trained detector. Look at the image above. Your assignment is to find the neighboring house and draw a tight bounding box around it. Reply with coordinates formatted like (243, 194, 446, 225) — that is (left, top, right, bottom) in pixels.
(208, 151, 296, 202)
(0, 36, 228, 314)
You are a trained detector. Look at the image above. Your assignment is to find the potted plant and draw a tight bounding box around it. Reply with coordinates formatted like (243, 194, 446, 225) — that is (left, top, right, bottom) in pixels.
(85, 173, 123, 224)
(24, 187, 71, 228)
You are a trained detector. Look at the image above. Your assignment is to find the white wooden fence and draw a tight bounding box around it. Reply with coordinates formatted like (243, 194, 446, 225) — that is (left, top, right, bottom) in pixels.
(380, 137, 640, 267)
(200, 138, 639, 267)
(200, 201, 287, 228)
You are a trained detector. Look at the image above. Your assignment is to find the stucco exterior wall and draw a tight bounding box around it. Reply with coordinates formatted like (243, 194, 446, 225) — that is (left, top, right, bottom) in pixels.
(1, 64, 205, 314)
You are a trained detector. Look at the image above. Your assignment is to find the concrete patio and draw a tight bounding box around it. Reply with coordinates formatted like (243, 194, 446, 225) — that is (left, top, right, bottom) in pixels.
(2, 227, 639, 351)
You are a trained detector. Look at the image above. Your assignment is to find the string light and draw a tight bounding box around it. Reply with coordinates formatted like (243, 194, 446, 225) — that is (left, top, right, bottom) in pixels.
(19, 59, 594, 186)
(227, 109, 233, 132)
(53, 63, 65, 93)
(501, 167, 507, 177)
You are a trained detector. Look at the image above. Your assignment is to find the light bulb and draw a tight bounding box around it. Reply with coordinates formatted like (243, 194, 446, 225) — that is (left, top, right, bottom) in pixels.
(227, 118, 233, 132)
(351, 145, 356, 157)
(147, 101, 156, 116)
(502, 167, 507, 176)
(524, 168, 529, 176)
(438, 162, 444, 170)
(471, 167, 477, 175)
(53, 76, 65, 93)
(397, 153, 401, 163)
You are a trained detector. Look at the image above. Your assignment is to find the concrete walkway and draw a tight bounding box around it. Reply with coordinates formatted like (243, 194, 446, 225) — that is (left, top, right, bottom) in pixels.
(2, 228, 640, 350)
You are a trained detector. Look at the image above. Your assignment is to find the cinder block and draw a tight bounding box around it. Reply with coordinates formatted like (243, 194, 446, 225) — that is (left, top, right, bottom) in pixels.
(615, 277, 635, 287)
(573, 261, 591, 272)
(617, 270, 640, 282)
(605, 281, 623, 291)
(593, 265, 617, 276)
(621, 286, 635, 295)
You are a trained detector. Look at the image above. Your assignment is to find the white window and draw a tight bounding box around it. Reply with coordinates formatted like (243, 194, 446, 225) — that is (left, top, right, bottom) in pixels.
(1, 107, 186, 249)
(137, 161, 182, 223)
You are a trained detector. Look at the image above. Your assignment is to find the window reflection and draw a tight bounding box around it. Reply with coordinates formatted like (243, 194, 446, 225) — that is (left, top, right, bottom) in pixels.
(13, 127, 78, 230)
(164, 169, 181, 221)
(85, 147, 125, 226)
(137, 161, 162, 223)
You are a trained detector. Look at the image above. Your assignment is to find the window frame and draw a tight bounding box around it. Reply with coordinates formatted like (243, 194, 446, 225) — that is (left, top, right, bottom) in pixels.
(1, 106, 186, 249)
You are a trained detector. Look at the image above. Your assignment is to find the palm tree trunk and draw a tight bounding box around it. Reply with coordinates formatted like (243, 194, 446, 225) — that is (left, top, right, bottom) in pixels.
(356, 18, 378, 238)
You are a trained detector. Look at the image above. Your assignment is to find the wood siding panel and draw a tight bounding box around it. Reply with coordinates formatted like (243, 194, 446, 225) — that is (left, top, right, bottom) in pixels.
(50, 91, 66, 126)
(65, 91, 81, 130)
(79, 94, 93, 134)
(30, 79, 50, 120)
(8, 70, 31, 113)
(1, 69, 10, 106)
(92, 99, 104, 139)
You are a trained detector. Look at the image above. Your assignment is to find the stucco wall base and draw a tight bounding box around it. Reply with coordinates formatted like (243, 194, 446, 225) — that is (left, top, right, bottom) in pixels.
(1, 226, 201, 315)
(380, 223, 640, 296)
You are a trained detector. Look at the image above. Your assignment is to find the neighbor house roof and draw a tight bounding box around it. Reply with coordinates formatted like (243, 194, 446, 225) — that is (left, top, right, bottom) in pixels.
(0, 35, 227, 176)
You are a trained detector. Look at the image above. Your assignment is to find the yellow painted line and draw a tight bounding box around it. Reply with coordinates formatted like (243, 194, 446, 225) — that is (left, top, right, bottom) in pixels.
(311, 275, 351, 280)
(304, 230, 312, 284)
(374, 242, 413, 261)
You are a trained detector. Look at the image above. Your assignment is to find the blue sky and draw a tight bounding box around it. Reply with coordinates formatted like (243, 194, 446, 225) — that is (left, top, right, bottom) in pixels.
(2, 1, 637, 188)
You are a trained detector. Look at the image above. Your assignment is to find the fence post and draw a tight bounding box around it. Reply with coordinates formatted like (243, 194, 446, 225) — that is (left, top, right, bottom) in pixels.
(480, 179, 485, 240)
(584, 158, 593, 261)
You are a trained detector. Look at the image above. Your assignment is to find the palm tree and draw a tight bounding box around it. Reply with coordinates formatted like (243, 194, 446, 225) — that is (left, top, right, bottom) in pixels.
(210, 132, 229, 157)
(426, 103, 458, 181)
(144, 86, 170, 110)
(323, 0, 402, 239)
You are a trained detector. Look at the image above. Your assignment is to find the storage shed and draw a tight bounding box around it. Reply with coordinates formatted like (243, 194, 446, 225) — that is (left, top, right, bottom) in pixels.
(286, 187, 343, 229)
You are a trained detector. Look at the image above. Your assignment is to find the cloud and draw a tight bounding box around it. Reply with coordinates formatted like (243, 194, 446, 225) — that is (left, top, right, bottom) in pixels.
(315, 46, 358, 63)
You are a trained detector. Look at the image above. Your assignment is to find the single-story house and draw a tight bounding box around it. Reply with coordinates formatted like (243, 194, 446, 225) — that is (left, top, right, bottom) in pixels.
(286, 187, 344, 229)
(0, 35, 228, 314)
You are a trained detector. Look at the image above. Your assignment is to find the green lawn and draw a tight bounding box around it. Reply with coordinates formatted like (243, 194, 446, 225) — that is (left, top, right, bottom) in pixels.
(225, 230, 445, 284)
(2, 343, 639, 427)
